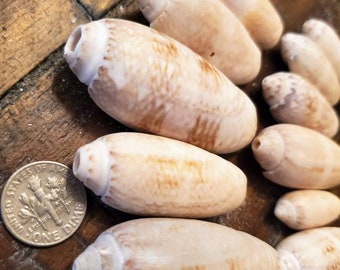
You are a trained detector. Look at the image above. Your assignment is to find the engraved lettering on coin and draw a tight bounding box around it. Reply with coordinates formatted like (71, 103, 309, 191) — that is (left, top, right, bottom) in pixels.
(1, 161, 87, 247)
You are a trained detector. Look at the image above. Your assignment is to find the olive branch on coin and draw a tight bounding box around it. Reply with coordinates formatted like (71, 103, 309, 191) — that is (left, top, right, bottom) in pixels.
(18, 175, 65, 230)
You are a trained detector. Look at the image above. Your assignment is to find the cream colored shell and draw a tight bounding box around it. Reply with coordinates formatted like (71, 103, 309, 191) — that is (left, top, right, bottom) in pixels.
(73, 132, 247, 218)
(262, 72, 339, 137)
(302, 18, 340, 81)
(220, 0, 283, 49)
(274, 190, 340, 230)
(276, 227, 340, 270)
(280, 32, 340, 105)
(138, 0, 261, 85)
(73, 218, 280, 270)
(251, 124, 340, 189)
(64, 19, 257, 154)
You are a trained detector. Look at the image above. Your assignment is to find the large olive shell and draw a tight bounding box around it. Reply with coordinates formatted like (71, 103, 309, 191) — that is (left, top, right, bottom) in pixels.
(64, 19, 257, 154)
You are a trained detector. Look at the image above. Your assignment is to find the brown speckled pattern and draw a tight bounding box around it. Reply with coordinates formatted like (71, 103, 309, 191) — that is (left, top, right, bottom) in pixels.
(86, 19, 257, 154)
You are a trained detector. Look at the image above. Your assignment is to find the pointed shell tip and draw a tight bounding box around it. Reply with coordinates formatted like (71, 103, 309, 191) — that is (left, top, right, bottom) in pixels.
(274, 199, 297, 227)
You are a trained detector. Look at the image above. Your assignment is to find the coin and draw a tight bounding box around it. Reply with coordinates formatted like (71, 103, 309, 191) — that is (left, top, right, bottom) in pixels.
(1, 161, 87, 247)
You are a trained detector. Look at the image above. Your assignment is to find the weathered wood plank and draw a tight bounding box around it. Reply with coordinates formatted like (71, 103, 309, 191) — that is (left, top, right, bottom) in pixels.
(79, 0, 120, 19)
(106, 0, 144, 21)
(0, 48, 130, 269)
(0, 0, 90, 96)
(0, 50, 128, 184)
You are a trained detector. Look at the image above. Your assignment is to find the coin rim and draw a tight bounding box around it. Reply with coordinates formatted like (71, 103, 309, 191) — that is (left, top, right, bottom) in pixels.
(1, 161, 87, 247)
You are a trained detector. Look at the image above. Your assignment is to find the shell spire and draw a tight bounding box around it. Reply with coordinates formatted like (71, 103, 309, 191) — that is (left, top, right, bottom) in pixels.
(64, 21, 107, 86)
(251, 128, 285, 171)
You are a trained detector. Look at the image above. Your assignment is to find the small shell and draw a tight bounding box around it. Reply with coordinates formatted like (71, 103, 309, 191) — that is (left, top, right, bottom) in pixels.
(251, 124, 340, 189)
(281, 32, 340, 105)
(220, 0, 284, 49)
(262, 72, 339, 137)
(274, 190, 340, 230)
(302, 18, 340, 81)
(64, 19, 258, 154)
(73, 218, 280, 270)
(73, 132, 247, 218)
(276, 227, 340, 270)
(138, 0, 261, 84)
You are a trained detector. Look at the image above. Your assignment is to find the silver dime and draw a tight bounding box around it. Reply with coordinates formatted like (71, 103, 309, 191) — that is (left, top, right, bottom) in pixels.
(1, 161, 87, 247)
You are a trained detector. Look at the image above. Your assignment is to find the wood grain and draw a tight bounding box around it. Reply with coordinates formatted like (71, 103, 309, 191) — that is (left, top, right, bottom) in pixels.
(0, 0, 340, 269)
(0, 0, 89, 96)
(79, 0, 120, 19)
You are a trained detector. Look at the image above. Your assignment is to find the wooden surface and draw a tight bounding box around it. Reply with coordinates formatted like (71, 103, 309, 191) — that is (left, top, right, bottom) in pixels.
(1, 0, 340, 269)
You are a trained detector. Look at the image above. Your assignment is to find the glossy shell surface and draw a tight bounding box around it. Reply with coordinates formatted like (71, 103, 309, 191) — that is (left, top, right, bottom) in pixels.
(220, 0, 283, 49)
(73, 218, 280, 270)
(276, 227, 340, 270)
(73, 132, 247, 218)
(281, 32, 340, 105)
(138, 0, 261, 84)
(262, 72, 339, 137)
(274, 190, 340, 230)
(302, 18, 340, 81)
(64, 18, 258, 154)
(252, 124, 340, 189)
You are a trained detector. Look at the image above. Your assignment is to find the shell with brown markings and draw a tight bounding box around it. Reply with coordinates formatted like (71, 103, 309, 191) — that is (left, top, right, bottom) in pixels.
(64, 19, 257, 154)
(280, 32, 340, 105)
(251, 124, 340, 189)
(274, 190, 340, 230)
(276, 227, 340, 270)
(73, 218, 280, 270)
(138, 0, 262, 84)
(262, 72, 339, 137)
(72, 132, 247, 218)
(220, 0, 283, 49)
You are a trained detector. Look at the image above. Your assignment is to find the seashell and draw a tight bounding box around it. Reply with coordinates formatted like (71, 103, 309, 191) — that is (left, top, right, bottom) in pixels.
(72, 132, 247, 218)
(280, 32, 340, 105)
(138, 0, 261, 85)
(251, 124, 340, 189)
(64, 18, 258, 154)
(220, 0, 284, 49)
(73, 218, 280, 270)
(302, 18, 340, 81)
(274, 190, 340, 230)
(276, 227, 340, 270)
(262, 72, 339, 138)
